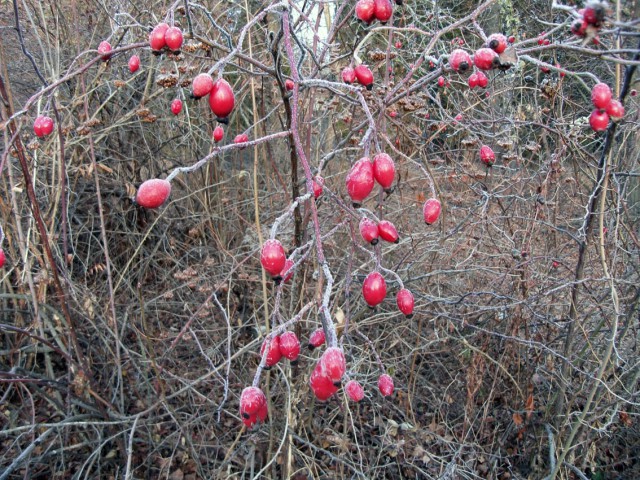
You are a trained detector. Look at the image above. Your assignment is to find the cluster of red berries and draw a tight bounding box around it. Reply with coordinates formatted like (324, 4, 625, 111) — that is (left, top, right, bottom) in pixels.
(149, 23, 184, 54)
(191, 73, 236, 123)
(571, 1, 607, 42)
(589, 83, 625, 132)
(342, 65, 375, 90)
(355, 0, 395, 24)
(260, 331, 301, 368)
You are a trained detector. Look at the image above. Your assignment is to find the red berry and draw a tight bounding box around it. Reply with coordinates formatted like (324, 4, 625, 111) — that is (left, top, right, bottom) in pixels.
(423, 198, 442, 225)
(136, 179, 171, 208)
(310, 363, 338, 401)
(354, 65, 374, 89)
(372, 153, 395, 191)
(320, 347, 346, 383)
(449, 49, 471, 72)
(378, 374, 394, 396)
(395, 41, 402, 49)
(279, 331, 301, 361)
(240, 386, 266, 417)
(164, 26, 183, 52)
(242, 402, 268, 427)
(149, 23, 169, 52)
(468, 73, 479, 89)
(345, 380, 364, 402)
(487, 33, 507, 54)
(285, 79, 294, 91)
(359, 217, 380, 245)
(591, 83, 612, 109)
(479, 145, 495, 167)
(476, 71, 488, 88)
(213, 125, 224, 143)
(631, 90, 637, 97)
(437, 76, 445, 87)
(0, 249, 5, 268)
(389, 110, 398, 118)
(583, 4, 605, 27)
(128, 55, 140, 73)
(192, 73, 214, 98)
(355, 0, 376, 23)
(374, 0, 393, 23)
(346, 157, 375, 205)
(396, 288, 414, 317)
(363, 271, 386, 307)
(308, 328, 326, 349)
(606, 99, 624, 121)
(571, 19, 587, 37)
(454, 113, 463, 122)
(98, 41, 112, 61)
(33, 116, 54, 138)
(552, 261, 560, 269)
(234, 133, 249, 144)
(260, 335, 282, 367)
(170, 99, 182, 115)
(474, 48, 499, 70)
(342, 67, 356, 84)
(260, 239, 286, 278)
(378, 220, 399, 243)
(312, 176, 324, 198)
(508, 35, 516, 43)
(209, 79, 235, 120)
(589, 109, 609, 132)
(280, 258, 294, 283)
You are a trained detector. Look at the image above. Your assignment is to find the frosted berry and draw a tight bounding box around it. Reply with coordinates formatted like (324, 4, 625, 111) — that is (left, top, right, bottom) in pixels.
(476, 71, 488, 88)
(342, 67, 356, 84)
(606, 100, 624, 121)
(346, 157, 375, 206)
(589, 109, 609, 132)
(149, 23, 169, 52)
(164, 26, 183, 52)
(378, 220, 399, 243)
(310, 363, 338, 401)
(363, 271, 386, 307)
(260, 239, 286, 278)
(487, 33, 507, 54)
(280, 258, 294, 283)
(355, 0, 376, 23)
(479, 145, 495, 167)
(234, 133, 249, 144)
(396, 288, 415, 317)
(468, 73, 479, 89)
(240, 386, 266, 418)
(591, 83, 612, 110)
(345, 380, 365, 402)
(423, 198, 442, 225)
(213, 125, 224, 143)
(170, 99, 182, 115)
(260, 335, 282, 368)
(0, 250, 5, 268)
(128, 55, 140, 73)
(474, 48, 499, 70)
(136, 179, 171, 208)
(308, 328, 326, 350)
(359, 217, 380, 245)
(192, 73, 214, 99)
(209, 79, 235, 121)
(374, 0, 393, 23)
(279, 331, 301, 361)
(354, 65, 374, 90)
(98, 41, 112, 61)
(372, 153, 395, 192)
(320, 347, 346, 383)
(378, 374, 394, 396)
(285, 79, 294, 91)
(33, 116, 54, 138)
(448, 49, 471, 72)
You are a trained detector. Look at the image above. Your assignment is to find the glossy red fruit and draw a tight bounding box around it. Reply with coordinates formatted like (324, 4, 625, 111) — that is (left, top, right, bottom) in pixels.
(279, 331, 301, 361)
(395, 41, 402, 49)
(260, 239, 286, 277)
(149, 23, 169, 52)
(128, 55, 140, 73)
(312, 176, 324, 198)
(479, 145, 495, 167)
(320, 347, 346, 383)
(363, 271, 386, 307)
(355, 0, 376, 23)
(342, 67, 356, 84)
(359, 217, 380, 245)
(234, 133, 249, 144)
(285, 79, 294, 91)
(164, 26, 183, 52)
(448, 49, 471, 72)
(372, 153, 395, 191)
(209, 79, 235, 120)
(170, 99, 182, 115)
(374, 0, 393, 22)
(136, 179, 171, 208)
(240, 386, 266, 418)
(98, 41, 112, 61)
(508, 35, 516, 43)
(468, 73, 479, 89)
(571, 19, 587, 37)
(310, 363, 338, 401)
(487, 33, 507, 54)
(346, 158, 375, 205)
(589, 109, 609, 132)
(354, 65, 374, 90)
(192, 73, 214, 98)
(591, 83, 612, 109)
(213, 125, 224, 143)
(476, 71, 488, 88)
(242, 402, 268, 427)
(308, 328, 326, 349)
(0, 249, 5, 268)
(474, 48, 498, 70)
(345, 380, 365, 402)
(437, 76, 445, 87)
(396, 288, 414, 317)
(606, 99, 624, 121)
(583, 4, 605, 26)
(423, 198, 442, 225)
(260, 335, 282, 367)
(378, 374, 394, 396)
(280, 258, 294, 283)
(378, 220, 399, 243)
(33, 116, 54, 138)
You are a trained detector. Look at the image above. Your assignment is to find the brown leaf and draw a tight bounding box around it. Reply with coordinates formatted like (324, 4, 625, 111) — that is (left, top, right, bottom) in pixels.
(525, 394, 534, 420)
(512, 412, 523, 427)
